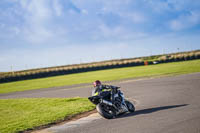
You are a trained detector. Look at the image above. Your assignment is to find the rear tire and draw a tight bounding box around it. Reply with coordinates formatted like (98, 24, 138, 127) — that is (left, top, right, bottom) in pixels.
(96, 103, 115, 119)
(125, 100, 135, 112)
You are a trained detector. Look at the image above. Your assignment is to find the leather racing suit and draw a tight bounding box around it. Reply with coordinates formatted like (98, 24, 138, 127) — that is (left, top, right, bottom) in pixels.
(92, 85, 118, 103)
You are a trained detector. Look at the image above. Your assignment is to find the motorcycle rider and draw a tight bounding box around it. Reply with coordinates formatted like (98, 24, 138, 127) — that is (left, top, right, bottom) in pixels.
(89, 80, 135, 118)
(92, 80, 118, 103)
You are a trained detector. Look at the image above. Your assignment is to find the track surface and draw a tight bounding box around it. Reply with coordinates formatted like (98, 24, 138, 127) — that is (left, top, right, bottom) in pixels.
(1, 73, 200, 133)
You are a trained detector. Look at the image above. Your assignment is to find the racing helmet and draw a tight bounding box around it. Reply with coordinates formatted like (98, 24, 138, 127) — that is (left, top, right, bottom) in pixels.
(93, 80, 101, 87)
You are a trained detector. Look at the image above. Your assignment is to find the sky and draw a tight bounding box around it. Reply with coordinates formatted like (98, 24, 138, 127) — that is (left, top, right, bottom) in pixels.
(0, 0, 200, 72)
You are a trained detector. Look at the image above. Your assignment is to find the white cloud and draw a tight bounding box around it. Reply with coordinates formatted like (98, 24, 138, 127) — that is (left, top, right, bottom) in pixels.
(99, 0, 146, 23)
(13, 0, 69, 44)
(169, 11, 200, 31)
(145, 0, 171, 13)
(23, 1, 52, 23)
(1, 0, 200, 48)
(169, 20, 183, 31)
(167, 0, 190, 11)
(15, 0, 53, 44)
(13, 27, 20, 35)
(188, 11, 200, 24)
(0, 23, 5, 28)
(19, 0, 29, 9)
(125, 12, 146, 23)
(98, 24, 124, 37)
(53, 0, 63, 16)
(24, 26, 53, 44)
(81, 9, 88, 15)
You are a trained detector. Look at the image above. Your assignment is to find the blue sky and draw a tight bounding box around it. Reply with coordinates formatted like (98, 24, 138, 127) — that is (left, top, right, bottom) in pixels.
(0, 0, 200, 72)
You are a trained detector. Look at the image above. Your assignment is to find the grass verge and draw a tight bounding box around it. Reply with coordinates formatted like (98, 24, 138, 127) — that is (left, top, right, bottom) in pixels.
(0, 97, 95, 133)
(0, 59, 200, 94)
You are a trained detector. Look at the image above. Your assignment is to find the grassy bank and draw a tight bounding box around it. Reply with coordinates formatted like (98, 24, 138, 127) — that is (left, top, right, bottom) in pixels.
(0, 97, 95, 133)
(0, 59, 200, 94)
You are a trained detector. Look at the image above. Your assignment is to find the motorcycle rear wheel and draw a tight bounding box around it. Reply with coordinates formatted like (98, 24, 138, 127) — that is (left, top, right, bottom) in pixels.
(96, 103, 115, 119)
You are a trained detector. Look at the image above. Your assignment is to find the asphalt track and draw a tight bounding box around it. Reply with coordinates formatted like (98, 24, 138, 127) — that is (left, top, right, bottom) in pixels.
(1, 73, 200, 133)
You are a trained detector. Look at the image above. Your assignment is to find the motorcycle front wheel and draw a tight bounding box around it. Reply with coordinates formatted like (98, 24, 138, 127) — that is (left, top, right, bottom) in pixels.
(96, 103, 115, 119)
(125, 100, 135, 112)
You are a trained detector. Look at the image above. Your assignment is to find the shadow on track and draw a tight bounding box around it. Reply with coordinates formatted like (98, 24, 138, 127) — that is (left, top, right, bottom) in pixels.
(116, 104, 188, 119)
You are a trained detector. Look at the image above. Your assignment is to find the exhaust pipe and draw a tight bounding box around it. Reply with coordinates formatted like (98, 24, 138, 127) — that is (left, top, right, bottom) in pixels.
(101, 99, 113, 106)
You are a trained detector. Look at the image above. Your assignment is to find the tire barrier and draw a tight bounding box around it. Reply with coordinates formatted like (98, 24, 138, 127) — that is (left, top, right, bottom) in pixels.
(0, 54, 200, 83)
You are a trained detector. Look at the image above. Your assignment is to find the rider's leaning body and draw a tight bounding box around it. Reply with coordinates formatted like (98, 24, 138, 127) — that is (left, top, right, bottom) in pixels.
(92, 80, 118, 103)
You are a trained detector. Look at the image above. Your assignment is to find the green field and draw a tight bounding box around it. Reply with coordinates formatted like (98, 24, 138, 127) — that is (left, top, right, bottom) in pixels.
(0, 98, 95, 133)
(0, 59, 200, 94)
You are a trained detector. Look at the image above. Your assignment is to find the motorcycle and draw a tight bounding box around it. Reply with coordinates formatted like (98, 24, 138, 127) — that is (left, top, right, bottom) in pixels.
(88, 86, 135, 119)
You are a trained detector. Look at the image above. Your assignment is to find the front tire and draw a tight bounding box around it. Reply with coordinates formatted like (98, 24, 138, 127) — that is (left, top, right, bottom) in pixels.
(125, 100, 135, 112)
(96, 103, 115, 119)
